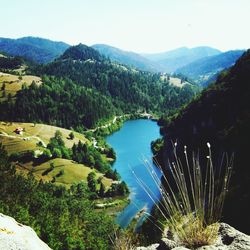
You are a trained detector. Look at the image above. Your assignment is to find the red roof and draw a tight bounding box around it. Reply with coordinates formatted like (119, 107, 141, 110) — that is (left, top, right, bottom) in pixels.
(14, 127, 23, 132)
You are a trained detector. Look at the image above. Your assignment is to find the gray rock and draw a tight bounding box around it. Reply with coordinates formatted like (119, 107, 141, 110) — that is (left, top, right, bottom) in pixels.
(0, 213, 51, 250)
(158, 238, 177, 249)
(172, 247, 190, 250)
(218, 223, 250, 250)
(137, 223, 250, 250)
(137, 244, 160, 250)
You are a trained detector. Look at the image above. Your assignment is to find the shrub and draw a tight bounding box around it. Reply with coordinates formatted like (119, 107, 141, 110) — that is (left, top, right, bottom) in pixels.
(136, 143, 233, 248)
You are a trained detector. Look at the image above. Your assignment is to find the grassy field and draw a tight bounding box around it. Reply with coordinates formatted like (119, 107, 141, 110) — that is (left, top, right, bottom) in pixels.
(0, 122, 113, 190)
(160, 75, 189, 88)
(16, 158, 112, 189)
(0, 121, 125, 212)
(0, 72, 42, 101)
(0, 121, 88, 153)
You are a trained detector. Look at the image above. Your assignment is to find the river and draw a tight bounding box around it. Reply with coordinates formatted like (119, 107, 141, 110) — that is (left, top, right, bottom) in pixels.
(106, 119, 162, 228)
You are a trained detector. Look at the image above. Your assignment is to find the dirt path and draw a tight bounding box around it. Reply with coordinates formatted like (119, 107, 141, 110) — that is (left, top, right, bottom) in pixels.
(0, 132, 47, 147)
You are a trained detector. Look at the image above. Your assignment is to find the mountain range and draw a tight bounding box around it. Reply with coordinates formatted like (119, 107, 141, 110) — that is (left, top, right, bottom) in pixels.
(0, 37, 244, 87)
(143, 46, 221, 72)
(0, 36, 69, 63)
(175, 50, 245, 86)
(92, 44, 162, 72)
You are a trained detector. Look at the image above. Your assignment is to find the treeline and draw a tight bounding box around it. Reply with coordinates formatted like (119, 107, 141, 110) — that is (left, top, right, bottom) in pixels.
(0, 76, 117, 129)
(0, 144, 115, 250)
(0, 56, 23, 69)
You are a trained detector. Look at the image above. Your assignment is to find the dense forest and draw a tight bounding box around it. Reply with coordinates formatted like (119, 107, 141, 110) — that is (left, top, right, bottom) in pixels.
(0, 76, 116, 129)
(34, 45, 197, 113)
(0, 144, 117, 250)
(0, 56, 24, 70)
(0, 44, 198, 130)
(154, 50, 250, 234)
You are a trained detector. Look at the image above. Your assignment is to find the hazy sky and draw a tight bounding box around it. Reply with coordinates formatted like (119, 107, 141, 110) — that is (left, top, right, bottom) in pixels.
(1, 0, 250, 53)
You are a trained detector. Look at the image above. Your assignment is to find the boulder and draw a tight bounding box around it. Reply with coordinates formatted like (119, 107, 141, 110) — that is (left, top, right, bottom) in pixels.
(137, 223, 250, 250)
(0, 213, 51, 250)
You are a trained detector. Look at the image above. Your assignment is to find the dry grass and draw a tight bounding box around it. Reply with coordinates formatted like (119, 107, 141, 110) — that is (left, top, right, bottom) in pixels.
(111, 230, 137, 250)
(0, 122, 104, 189)
(134, 143, 233, 249)
(0, 72, 42, 101)
(0, 121, 88, 149)
(15, 158, 112, 189)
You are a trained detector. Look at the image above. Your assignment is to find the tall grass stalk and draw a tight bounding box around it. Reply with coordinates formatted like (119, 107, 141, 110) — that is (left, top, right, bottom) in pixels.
(133, 143, 233, 248)
(110, 229, 137, 250)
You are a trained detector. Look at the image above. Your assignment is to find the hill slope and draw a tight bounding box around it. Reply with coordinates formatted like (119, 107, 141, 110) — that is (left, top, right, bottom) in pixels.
(143, 46, 221, 72)
(175, 50, 245, 86)
(0, 37, 70, 63)
(28, 44, 198, 126)
(158, 49, 250, 233)
(92, 44, 162, 72)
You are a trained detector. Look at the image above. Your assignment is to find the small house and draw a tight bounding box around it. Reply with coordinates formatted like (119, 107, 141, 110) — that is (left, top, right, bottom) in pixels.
(14, 127, 23, 135)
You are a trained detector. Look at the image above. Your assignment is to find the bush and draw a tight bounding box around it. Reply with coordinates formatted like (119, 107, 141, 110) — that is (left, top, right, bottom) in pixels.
(137, 143, 233, 248)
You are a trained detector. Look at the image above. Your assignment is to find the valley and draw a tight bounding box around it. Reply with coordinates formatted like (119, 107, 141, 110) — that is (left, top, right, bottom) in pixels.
(0, 32, 249, 250)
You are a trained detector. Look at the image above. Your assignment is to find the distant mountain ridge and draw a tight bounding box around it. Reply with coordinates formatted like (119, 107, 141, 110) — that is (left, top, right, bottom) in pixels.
(92, 44, 163, 72)
(142, 46, 221, 72)
(0, 36, 70, 63)
(175, 50, 245, 86)
(0, 36, 243, 87)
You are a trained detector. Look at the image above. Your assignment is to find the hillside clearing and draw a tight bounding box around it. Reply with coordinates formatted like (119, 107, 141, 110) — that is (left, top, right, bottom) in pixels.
(0, 122, 88, 153)
(0, 72, 42, 101)
(15, 158, 112, 189)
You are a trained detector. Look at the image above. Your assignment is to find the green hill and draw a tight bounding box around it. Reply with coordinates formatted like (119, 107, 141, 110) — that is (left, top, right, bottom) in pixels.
(157, 49, 250, 233)
(25, 43, 197, 129)
(61, 43, 103, 61)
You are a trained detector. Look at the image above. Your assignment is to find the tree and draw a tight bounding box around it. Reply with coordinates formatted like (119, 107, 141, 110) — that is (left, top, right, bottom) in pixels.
(99, 182, 105, 197)
(87, 172, 97, 193)
(1, 82, 6, 91)
(41, 148, 52, 160)
(52, 148, 62, 158)
(68, 132, 75, 140)
(54, 130, 64, 147)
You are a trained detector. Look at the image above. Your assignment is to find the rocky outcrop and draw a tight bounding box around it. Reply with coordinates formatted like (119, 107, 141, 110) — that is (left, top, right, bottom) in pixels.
(137, 223, 250, 250)
(0, 213, 51, 250)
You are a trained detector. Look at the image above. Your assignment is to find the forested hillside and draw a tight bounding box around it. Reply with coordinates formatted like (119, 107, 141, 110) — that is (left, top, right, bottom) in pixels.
(0, 44, 198, 131)
(0, 37, 69, 63)
(0, 76, 116, 129)
(32, 44, 197, 123)
(0, 144, 115, 250)
(156, 50, 250, 233)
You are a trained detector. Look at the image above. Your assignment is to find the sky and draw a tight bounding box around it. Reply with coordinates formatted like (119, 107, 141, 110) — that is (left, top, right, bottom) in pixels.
(1, 0, 250, 53)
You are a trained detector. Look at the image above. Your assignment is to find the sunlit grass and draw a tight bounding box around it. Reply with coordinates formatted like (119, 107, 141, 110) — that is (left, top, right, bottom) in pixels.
(133, 142, 233, 248)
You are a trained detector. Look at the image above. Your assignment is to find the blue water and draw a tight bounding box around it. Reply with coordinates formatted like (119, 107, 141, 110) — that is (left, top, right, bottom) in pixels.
(106, 119, 162, 228)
